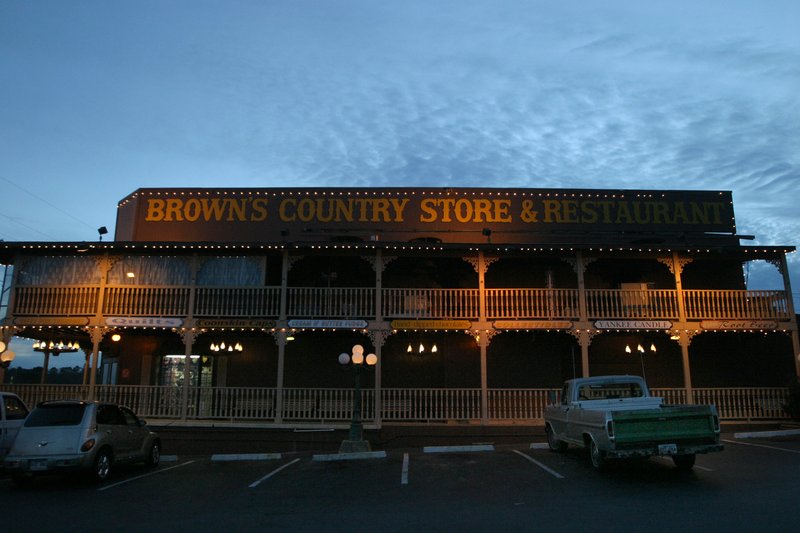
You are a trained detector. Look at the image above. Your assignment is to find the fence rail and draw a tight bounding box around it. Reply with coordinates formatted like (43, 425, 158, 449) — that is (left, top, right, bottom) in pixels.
(9, 286, 793, 322)
(3, 385, 790, 423)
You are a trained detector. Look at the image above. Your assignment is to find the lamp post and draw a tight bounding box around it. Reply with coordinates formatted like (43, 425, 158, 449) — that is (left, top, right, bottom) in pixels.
(626, 342, 656, 381)
(338, 344, 377, 453)
(0, 341, 15, 384)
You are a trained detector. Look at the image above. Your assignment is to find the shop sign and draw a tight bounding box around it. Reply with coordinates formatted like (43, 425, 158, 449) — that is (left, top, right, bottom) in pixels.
(288, 319, 368, 329)
(700, 320, 779, 330)
(594, 320, 672, 330)
(196, 319, 276, 329)
(493, 320, 572, 330)
(13, 317, 89, 326)
(391, 320, 472, 330)
(118, 188, 735, 244)
(105, 317, 184, 327)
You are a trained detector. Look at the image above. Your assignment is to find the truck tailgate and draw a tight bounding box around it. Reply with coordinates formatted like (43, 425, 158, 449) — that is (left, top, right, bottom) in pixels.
(611, 405, 717, 446)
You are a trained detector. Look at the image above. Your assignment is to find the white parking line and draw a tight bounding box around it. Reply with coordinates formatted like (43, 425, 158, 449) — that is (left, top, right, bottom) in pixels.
(249, 458, 301, 488)
(722, 439, 800, 454)
(401, 453, 409, 485)
(97, 460, 196, 491)
(512, 449, 564, 479)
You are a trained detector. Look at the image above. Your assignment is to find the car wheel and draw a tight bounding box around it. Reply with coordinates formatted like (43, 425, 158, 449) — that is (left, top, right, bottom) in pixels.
(146, 441, 161, 467)
(546, 425, 567, 453)
(589, 439, 607, 471)
(672, 453, 696, 471)
(93, 449, 113, 482)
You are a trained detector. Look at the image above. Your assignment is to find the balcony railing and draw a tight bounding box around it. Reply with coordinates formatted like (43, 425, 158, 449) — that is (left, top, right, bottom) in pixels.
(682, 290, 790, 320)
(3, 384, 789, 422)
(586, 289, 679, 319)
(486, 289, 579, 319)
(13, 286, 99, 316)
(103, 286, 191, 317)
(382, 288, 480, 319)
(195, 287, 281, 317)
(11, 286, 792, 322)
(287, 288, 375, 318)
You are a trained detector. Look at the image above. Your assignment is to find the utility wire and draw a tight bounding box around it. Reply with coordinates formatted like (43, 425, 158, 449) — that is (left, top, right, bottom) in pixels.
(0, 174, 97, 231)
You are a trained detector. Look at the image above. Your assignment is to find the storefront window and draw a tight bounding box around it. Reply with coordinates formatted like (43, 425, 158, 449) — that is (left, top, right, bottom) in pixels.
(159, 355, 212, 388)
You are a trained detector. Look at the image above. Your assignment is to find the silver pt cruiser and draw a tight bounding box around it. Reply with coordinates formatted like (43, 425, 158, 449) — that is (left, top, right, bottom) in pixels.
(3, 400, 161, 485)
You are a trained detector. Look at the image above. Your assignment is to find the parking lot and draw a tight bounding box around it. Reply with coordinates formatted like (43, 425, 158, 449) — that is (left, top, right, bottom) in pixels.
(4, 429, 800, 532)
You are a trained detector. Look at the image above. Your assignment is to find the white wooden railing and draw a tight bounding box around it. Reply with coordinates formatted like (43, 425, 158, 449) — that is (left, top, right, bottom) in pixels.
(11, 286, 792, 322)
(3, 385, 790, 423)
(382, 288, 480, 319)
(195, 287, 281, 317)
(485, 289, 579, 319)
(682, 290, 789, 320)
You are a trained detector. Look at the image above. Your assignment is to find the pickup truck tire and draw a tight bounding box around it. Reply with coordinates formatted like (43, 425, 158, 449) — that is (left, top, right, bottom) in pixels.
(589, 439, 608, 471)
(672, 453, 696, 470)
(546, 425, 567, 453)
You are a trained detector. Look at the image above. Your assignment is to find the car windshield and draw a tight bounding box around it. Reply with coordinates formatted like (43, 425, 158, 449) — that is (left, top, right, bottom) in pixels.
(25, 404, 87, 427)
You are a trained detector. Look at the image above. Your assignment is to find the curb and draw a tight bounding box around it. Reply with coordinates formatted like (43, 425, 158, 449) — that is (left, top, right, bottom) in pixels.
(423, 444, 495, 453)
(312, 451, 388, 461)
(733, 429, 800, 439)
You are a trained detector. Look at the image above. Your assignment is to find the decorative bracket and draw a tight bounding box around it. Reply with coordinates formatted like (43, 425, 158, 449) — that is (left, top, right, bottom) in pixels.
(464, 256, 498, 275)
(567, 328, 601, 346)
(657, 256, 693, 276)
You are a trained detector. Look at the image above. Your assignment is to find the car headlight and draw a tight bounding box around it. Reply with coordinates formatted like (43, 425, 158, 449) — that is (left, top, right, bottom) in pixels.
(81, 439, 96, 452)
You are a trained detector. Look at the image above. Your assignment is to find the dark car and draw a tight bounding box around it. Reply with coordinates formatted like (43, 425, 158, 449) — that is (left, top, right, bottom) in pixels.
(3, 400, 160, 485)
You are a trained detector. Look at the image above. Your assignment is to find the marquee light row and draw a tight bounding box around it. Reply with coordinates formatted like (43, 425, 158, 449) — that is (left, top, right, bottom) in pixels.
(8, 243, 794, 255)
(118, 189, 731, 209)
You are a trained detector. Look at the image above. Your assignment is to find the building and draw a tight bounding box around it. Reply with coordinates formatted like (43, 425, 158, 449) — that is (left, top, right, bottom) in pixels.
(1, 187, 797, 425)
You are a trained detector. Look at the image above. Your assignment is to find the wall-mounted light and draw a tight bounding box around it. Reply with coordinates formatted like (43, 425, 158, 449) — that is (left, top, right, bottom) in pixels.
(111, 333, 121, 342)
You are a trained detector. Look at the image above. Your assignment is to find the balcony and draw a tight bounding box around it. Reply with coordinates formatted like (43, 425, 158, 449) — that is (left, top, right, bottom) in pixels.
(10, 286, 793, 323)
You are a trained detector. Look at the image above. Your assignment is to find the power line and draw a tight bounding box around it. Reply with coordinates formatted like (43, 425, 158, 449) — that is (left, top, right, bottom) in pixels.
(0, 174, 97, 231)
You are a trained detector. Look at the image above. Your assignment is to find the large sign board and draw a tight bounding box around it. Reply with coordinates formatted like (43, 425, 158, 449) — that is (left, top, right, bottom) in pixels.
(116, 188, 736, 245)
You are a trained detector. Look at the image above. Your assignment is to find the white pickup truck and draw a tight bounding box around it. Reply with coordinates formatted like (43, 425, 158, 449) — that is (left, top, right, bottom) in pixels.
(544, 375, 723, 471)
(1, 392, 29, 460)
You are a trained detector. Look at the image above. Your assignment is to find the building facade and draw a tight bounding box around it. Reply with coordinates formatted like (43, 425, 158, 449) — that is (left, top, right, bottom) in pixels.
(1, 188, 797, 425)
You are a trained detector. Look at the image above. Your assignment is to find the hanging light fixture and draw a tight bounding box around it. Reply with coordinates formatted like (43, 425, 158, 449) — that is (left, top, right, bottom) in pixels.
(625, 345, 632, 354)
(210, 341, 243, 353)
(431, 344, 438, 353)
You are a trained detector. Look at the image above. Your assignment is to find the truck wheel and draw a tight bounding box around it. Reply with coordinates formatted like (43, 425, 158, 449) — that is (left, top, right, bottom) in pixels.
(546, 425, 567, 453)
(672, 454, 696, 471)
(589, 439, 607, 471)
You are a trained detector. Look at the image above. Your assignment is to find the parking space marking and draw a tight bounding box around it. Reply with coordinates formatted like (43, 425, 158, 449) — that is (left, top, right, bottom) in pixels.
(401, 453, 409, 485)
(722, 439, 800, 455)
(249, 458, 301, 488)
(97, 460, 196, 491)
(512, 449, 564, 479)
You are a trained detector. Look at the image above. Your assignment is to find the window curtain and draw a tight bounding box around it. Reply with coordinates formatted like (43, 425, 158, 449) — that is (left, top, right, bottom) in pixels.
(197, 256, 263, 286)
(16, 256, 100, 286)
(107, 256, 191, 285)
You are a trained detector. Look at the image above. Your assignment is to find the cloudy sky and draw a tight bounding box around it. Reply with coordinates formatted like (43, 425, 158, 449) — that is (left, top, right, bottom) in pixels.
(1, 1, 798, 365)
